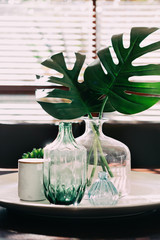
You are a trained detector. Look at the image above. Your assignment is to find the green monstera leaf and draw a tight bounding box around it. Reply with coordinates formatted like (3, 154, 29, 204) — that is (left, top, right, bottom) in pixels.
(84, 27, 160, 114)
(36, 52, 114, 120)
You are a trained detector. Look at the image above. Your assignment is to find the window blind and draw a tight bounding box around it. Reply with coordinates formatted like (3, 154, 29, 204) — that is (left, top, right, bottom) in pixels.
(0, 0, 95, 123)
(0, 0, 94, 87)
(1, 0, 160, 123)
(97, 0, 160, 122)
(97, 0, 160, 75)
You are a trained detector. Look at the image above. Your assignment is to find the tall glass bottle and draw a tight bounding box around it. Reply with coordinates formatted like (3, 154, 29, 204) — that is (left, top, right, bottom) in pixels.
(76, 118, 131, 197)
(43, 122, 87, 205)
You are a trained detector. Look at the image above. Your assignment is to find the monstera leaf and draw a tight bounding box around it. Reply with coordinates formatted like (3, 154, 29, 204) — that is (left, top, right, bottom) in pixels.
(36, 52, 114, 120)
(84, 27, 160, 114)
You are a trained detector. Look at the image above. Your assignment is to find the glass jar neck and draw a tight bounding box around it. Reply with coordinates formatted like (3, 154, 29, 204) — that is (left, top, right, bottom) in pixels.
(57, 122, 75, 144)
(85, 119, 103, 135)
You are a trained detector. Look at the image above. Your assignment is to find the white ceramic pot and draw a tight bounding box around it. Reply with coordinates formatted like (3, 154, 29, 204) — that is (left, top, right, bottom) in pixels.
(18, 158, 45, 201)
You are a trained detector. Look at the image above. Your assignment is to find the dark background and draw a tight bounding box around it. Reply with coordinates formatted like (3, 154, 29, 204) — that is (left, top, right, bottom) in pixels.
(0, 121, 159, 168)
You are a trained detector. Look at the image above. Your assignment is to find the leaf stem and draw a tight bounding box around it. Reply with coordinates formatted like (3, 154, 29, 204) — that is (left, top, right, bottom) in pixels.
(87, 114, 114, 179)
(87, 138, 98, 186)
(88, 112, 93, 119)
(99, 96, 108, 120)
(97, 139, 114, 177)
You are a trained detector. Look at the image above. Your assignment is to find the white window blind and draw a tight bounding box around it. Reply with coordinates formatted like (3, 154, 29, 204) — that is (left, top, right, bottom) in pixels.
(1, 0, 160, 123)
(0, 0, 95, 123)
(97, 0, 160, 72)
(0, 0, 94, 87)
(97, 0, 160, 123)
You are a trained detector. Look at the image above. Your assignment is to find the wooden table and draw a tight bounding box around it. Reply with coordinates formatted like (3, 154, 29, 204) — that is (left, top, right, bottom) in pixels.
(0, 169, 160, 240)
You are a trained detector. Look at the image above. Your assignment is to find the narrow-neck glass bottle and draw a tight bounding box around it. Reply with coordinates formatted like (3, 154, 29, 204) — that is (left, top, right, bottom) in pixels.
(43, 122, 87, 205)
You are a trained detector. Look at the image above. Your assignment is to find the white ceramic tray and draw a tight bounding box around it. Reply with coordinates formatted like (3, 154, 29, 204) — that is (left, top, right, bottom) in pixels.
(0, 172, 160, 219)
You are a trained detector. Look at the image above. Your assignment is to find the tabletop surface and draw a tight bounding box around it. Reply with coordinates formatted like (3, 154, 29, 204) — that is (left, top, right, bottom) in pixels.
(0, 169, 160, 240)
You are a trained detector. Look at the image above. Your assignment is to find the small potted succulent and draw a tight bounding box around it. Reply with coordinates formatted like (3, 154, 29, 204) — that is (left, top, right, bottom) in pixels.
(22, 148, 44, 159)
(18, 148, 45, 201)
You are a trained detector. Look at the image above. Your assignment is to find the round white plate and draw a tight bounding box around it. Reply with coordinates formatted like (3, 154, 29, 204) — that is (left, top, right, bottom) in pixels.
(0, 172, 160, 219)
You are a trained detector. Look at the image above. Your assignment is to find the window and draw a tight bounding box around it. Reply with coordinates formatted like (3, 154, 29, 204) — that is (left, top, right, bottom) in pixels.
(1, 0, 160, 123)
(96, 0, 160, 123)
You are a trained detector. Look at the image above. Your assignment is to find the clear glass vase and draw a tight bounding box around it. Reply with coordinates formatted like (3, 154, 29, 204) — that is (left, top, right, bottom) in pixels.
(88, 171, 119, 206)
(76, 118, 131, 197)
(43, 121, 87, 205)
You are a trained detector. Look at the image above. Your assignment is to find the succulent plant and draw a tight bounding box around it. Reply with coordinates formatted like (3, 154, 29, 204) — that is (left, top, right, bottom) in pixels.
(22, 148, 44, 159)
